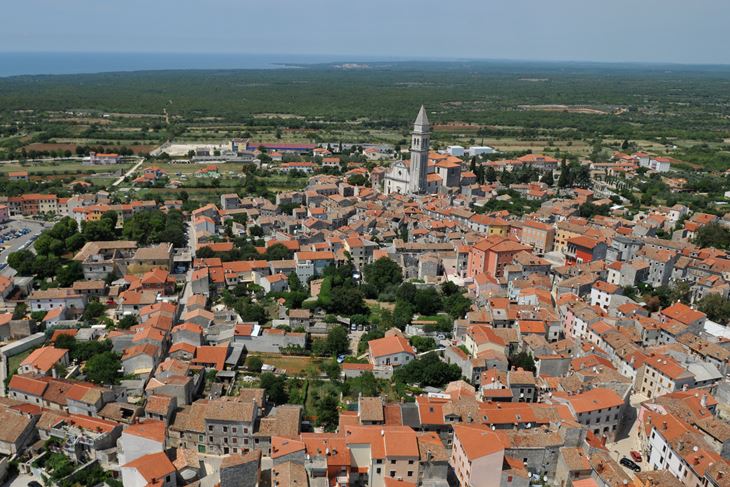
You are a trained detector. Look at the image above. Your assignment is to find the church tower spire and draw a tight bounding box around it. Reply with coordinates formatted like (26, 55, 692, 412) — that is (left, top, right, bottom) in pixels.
(409, 105, 430, 193)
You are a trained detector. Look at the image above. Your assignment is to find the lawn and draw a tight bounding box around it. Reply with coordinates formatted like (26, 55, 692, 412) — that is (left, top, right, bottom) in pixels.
(7, 349, 33, 378)
(247, 353, 319, 375)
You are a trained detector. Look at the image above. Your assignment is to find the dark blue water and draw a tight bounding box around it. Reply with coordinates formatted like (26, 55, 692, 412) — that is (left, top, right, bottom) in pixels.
(0, 52, 360, 77)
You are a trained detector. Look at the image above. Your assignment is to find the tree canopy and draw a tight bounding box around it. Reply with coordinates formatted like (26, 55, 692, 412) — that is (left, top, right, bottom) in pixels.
(394, 352, 461, 388)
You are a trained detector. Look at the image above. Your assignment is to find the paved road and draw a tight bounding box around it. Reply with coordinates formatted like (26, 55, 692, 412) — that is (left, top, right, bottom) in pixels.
(112, 157, 144, 187)
(606, 394, 646, 478)
(0, 219, 49, 277)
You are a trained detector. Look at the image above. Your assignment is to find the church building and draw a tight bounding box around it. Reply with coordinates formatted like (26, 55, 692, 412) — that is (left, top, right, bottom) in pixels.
(383, 106, 431, 195)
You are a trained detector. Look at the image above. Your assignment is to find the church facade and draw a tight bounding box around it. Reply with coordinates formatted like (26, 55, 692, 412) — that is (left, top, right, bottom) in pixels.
(383, 106, 430, 195)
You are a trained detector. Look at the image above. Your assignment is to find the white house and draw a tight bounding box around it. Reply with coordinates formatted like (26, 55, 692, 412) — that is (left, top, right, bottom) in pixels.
(121, 451, 177, 487)
(367, 335, 415, 367)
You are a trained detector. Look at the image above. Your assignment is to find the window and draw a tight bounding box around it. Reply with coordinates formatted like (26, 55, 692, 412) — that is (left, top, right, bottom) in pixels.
(208, 425, 213, 432)
(223, 426, 228, 433)
(390, 471, 396, 477)
(376, 468, 381, 474)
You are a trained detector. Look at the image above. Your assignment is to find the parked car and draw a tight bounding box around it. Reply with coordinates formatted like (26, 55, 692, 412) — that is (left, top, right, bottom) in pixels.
(620, 457, 641, 472)
(630, 451, 642, 462)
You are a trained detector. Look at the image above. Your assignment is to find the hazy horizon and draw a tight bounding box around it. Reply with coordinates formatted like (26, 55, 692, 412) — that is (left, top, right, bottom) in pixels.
(2, 51, 730, 78)
(2, 0, 727, 66)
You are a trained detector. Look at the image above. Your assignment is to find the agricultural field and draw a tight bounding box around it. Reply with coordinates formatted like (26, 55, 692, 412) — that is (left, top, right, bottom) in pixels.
(2, 61, 730, 169)
(0, 159, 133, 176)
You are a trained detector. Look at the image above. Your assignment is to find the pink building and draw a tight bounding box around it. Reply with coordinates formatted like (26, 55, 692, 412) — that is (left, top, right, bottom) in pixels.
(450, 424, 504, 487)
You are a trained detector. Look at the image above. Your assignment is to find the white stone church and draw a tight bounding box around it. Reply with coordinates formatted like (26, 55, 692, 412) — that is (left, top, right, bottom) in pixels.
(380, 106, 465, 195)
(383, 106, 431, 195)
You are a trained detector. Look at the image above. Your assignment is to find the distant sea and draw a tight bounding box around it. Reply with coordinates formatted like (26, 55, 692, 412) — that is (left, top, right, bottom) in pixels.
(0, 52, 359, 77)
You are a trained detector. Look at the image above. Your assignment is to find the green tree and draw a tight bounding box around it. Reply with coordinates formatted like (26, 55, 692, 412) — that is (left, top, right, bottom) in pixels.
(84, 351, 122, 384)
(81, 218, 116, 241)
(410, 336, 437, 352)
(320, 358, 341, 380)
(196, 246, 215, 259)
(394, 352, 461, 388)
(346, 371, 379, 397)
(413, 287, 442, 315)
(7, 250, 35, 275)
(697, 294, 730, 324)
(288, 272, 304, 292)
(327, 286, 368, 316)
(541, 170, 554, 186)
(56, 261, 84, 287)
(508, 351, 536, 372)
(117, 315, 138, 330)
(236, 300, 268, 324)
(259, 372, 288, 404)
(315, 391, 340, 432)
(393, 300, 414, 330)
(396, 282, 418, 303)
(83, 301, 106, 321)
(314, 326, 350, 357)
(246, 355, 264, 372)
(557, 159, 570, 188)
(266, 243, 292, 261)
(443, 292, 472, 319)
(694, 222, 730, 250)
(363, 257, 403, 290)
(347, 174, 368, 186)
(12, 302, 27, 319)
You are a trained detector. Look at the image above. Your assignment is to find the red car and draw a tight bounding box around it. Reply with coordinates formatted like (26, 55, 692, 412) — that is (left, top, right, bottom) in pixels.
(630, 451, 642, 462)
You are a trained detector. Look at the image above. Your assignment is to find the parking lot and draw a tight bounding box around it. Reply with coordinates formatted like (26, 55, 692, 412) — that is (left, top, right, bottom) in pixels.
(0, 219, 50, 276)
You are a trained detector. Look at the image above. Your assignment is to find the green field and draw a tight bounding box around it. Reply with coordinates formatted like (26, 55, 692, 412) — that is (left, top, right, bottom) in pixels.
(247, 353, 319, 375)
(0, 160, 133, 175)
(2, 61, 730, 169)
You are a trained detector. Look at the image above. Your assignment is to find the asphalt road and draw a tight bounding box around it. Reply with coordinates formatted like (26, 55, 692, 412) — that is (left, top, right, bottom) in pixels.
(0, 219, 50, 277)
(112, 157, 144, 186)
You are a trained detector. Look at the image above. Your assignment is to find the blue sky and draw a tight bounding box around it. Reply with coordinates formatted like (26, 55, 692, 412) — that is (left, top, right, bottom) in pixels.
(1, 0, 726, 64)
